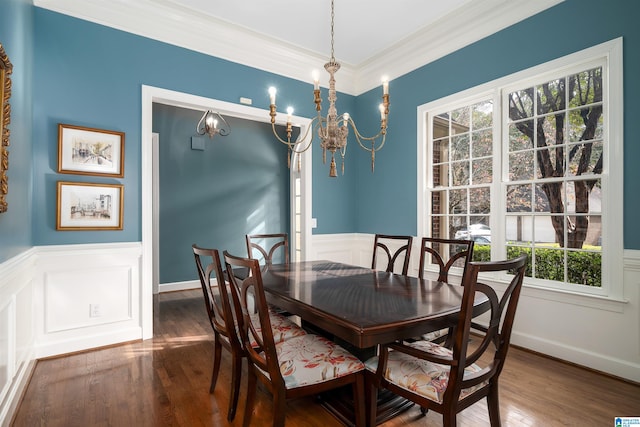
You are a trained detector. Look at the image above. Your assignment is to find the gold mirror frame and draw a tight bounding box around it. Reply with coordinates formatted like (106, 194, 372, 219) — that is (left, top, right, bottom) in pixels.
(0, 43, 12, 213)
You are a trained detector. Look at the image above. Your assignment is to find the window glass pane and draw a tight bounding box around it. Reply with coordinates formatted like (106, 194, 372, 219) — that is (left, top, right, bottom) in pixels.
(432, 163, 449, 187)
(534, 215, 559, 246)
(472, 158, 492, 184)
(568, 141, 603, 176)
(538, 114, 562, 147)
(433, 137, 449, 163)
(451, 134, 469, 161)
(567, 214, 598, 249)
(537, 78, 565, 114)
(534, 248, 564, 281)
(431, 216, 445, 238)
(507, 184, 531, 212)
(431, 190, 445, 215)
(449, 189, 467, 214)
(451, 161, 469, 186)
(472, 100, 493, 129)
(509, 151, 534, 181)
(509, 88, 534, 118)
(567, 250, 601, 287)
(469, 187, 490, 214)
(587, 215, 602, 248)
(569, 108, 604, 142)
(563, 180, 601, 214)
(433, 114, 450, 138)
(534, 184, 551, 213)
(506, 215, 533, 243)
(509, 120, 533, 151)
(451, 106, 470, 129)
(536, 215, 567, 248)
(536, 146, 561, 180)
(472, 129, 492, 157)
(568, 67, 602, 108)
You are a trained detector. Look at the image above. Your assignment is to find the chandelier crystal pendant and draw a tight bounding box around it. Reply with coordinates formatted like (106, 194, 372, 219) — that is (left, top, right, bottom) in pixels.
(268, 0, 390, 177)
(196, 110, 231, 139)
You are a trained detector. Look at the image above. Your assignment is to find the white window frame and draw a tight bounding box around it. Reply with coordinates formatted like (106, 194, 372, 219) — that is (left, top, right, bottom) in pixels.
(417, 38, 623, 302)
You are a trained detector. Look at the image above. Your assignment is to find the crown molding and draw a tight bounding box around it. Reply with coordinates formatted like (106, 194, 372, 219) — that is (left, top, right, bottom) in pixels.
(355, 0, 564, 94)
(35, 0, 562, 96)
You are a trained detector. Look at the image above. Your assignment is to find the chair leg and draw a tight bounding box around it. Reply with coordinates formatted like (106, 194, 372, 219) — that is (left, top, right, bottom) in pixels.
(352, 374, 365, 427)
(443, 410, 457, 427)
(487, 383, 502, 427)
(364, 373, 378, 427)
(242, 367, 257, 427)
(227, 352, 242, 421)
(272, 387, 286, 427)
(210, 337, 222, 393)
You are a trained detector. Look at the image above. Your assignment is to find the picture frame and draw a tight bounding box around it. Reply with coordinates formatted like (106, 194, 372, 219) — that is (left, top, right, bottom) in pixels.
(58, 123, 125, 177)
(0, 42, 13, 213)
(56, 181, 124, 230)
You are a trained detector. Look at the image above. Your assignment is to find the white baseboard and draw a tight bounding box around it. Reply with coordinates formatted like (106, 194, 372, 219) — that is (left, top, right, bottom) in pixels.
(158, 280, 199, 293)
(0, 353, 36, 427)
(511, 331, 640, 383)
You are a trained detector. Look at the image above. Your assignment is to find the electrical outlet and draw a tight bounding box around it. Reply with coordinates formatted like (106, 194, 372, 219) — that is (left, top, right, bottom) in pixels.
(90, 303, 102, 317)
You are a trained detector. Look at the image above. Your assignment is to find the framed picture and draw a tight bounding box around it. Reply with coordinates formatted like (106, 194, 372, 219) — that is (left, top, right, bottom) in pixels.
(58, 124, 125, 177)
(56, 181, 124, 230)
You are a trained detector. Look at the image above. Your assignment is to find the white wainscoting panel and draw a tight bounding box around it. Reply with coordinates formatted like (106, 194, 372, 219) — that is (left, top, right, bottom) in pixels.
(34, 243, 143, 358)
(0, 248, 37, 426)
(44, 266, 133, 333)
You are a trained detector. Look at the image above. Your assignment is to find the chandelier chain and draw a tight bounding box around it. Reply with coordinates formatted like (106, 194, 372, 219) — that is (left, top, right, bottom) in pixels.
(330, 0, 335, 63)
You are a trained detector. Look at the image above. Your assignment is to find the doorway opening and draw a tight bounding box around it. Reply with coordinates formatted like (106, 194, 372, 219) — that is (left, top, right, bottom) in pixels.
(140, 85, 312, 339)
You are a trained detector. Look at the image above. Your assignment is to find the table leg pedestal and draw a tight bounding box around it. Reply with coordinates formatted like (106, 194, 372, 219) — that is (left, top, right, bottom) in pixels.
(318, 386, 414, 427)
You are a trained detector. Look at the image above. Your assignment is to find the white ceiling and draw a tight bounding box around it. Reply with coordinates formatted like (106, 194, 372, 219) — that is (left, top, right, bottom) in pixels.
(34, 0, 563, 94)
(165, 0, 474, 66)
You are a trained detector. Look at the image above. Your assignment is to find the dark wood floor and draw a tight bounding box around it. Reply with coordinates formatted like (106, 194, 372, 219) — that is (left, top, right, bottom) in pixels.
(11, 289, 640, 426)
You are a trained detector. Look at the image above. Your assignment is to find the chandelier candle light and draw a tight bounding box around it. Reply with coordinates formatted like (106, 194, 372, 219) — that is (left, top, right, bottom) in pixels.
(268, 0, 390, 177)
(196, 110, 231, 139)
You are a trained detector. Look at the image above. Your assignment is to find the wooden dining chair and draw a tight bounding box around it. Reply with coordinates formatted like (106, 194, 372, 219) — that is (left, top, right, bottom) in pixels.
(365, 254, 528, 427)
(223, 251, 366, 427)
(246, 233, 289, 266)
(192, 244, 306, 421)
(371, 234, 413, 275)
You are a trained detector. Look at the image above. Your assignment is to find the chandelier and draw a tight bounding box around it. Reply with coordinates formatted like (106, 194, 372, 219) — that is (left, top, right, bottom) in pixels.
(268, 0, 390, 177)
(196, 110, 231, 139)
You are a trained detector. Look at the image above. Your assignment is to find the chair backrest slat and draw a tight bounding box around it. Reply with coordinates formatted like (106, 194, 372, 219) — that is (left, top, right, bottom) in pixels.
(246, 233, 289, 266)
(371, 234, 413, 275)
(418, 237, 474, 283)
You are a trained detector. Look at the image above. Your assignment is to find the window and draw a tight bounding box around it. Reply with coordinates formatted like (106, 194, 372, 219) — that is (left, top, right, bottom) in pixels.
(418, 39, 623, 299)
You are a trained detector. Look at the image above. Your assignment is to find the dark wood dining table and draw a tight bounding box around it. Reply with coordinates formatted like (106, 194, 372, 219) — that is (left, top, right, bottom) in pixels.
(258, 260, 490, 426)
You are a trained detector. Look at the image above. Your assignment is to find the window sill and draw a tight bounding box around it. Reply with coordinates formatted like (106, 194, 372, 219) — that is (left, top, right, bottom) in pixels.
(519, 283, 627, 313)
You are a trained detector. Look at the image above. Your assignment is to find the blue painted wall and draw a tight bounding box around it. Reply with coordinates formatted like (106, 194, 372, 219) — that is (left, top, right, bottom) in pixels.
(0, 0, 33, 262)
(29, 7, 356, 250)
(153, 104, 290, 283)
(352, 0, 640, 250)
(0, 0, 639, 266)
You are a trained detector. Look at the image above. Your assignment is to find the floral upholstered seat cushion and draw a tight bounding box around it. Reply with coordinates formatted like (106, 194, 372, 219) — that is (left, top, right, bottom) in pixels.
(420, 328, 448, 342)
(259, 334, 364, 389)
(247, 311, 307, 347)
(365, 340, 486, 403)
